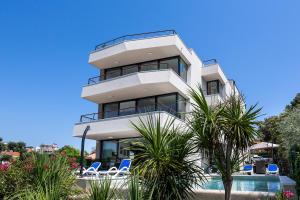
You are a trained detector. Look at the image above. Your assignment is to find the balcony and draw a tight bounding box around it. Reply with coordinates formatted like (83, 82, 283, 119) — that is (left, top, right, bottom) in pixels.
(202, 59, 227, 84)
(88, 30, 192, 69)
(204, 93, 224, 105)
(81, 69, 189, 104)
(73, 111, 185, 140)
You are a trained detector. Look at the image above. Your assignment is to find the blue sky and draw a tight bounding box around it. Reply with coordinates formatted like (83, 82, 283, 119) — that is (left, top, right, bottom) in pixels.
(0, 0, 299, 151)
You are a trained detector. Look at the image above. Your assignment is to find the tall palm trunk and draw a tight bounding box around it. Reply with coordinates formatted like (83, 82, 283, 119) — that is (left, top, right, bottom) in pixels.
(208, 149, 213, 169)
(223, 175, 233, 200)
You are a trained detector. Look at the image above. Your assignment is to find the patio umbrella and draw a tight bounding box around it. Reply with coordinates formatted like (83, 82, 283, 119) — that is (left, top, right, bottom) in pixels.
(250, 142, 279, 150)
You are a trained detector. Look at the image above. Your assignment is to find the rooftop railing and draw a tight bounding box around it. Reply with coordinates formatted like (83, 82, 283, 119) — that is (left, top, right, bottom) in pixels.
(202, 59, 218, 67)
(94, 30, 177, 52)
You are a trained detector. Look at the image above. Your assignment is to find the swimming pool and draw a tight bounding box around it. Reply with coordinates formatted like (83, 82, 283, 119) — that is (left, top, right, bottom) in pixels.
(201, 176, 281, 192)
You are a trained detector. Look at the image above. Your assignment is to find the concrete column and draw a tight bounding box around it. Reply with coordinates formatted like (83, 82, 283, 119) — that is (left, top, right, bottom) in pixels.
(96, 140, 101, 160)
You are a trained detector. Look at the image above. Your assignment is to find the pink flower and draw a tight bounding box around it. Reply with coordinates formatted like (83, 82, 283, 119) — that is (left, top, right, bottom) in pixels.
(43, 164, 49, 170)
(71, 162, 78, 170)
(283, 190, 294, 199)
(0, 163, 10, 171)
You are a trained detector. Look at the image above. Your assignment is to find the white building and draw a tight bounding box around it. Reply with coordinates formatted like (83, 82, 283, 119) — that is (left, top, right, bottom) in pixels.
(73, 30, 239, 168)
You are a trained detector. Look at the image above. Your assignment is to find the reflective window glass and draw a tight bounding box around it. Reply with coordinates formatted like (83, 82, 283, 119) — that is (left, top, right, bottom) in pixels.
(137, 97, 156, 113)
(207, 80, 219, 95)
(140, 61, 158, 71)
(122, 65, 138, 75)
(119, 101, 136, 116)
(104, 103, 118, 118)
(105, 68, 121, 79)
(160, 58, 179, 73)
(157, 94, 176, 114)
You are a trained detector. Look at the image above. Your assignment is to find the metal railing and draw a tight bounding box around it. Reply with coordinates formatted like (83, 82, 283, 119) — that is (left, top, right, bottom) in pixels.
(94, 30, 177, 51)
(202, 59, 218, 66)
(87, 65, 139, 85)
(87, 68, 177, 85)
(79, 102, 185, 123)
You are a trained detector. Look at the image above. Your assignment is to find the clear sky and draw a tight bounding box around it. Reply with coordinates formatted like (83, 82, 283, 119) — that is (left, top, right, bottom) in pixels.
(0, 0, 299, 151)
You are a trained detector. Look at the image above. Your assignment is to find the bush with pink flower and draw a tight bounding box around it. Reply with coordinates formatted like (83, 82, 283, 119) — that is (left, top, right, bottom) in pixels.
(0, 162, 10, 171)
(276, 190, 295, 200)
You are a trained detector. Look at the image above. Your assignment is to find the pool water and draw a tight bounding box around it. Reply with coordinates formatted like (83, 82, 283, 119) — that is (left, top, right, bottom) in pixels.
(201, 176, 281, 192)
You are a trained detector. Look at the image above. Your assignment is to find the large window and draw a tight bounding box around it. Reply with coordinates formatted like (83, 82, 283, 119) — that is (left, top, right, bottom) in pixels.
(100, 138, 139, 169)
(119, 101, 136, 116)
(105, 68, 121, 79)
(101, 140, 118, 168)
(207, 80, 219, 95)
(140, 61, 158, 71)
(179, 58, 188, 81)
(103, 57, 188, 82)
(157, 94, 177, 115)
(122, 65, 138, 75)
(104, 103, 118, 118)
(160, 58, 179, 74)
(101, 93, 186, 119)
(137, 97, 156, 113)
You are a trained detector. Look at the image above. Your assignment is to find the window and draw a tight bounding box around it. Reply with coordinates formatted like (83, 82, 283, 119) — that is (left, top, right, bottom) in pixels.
(101, 140, 118, 168)
(159, 58, 179, 73)
(105, 68, 121, 79)
(122, 65, 138, 75)
(118, 139, 136, 161)
(104, 103, 118, 118)
(140, 61, 158, 71)
(179, 58, 187, 81)
(119, 101, 136, 116)
(137, 97, 156, 113)
(157, 94, 176, 114)
(102, 93, 186, 119)
(207, 80, 219, 95)
(177, 95, 186, 119)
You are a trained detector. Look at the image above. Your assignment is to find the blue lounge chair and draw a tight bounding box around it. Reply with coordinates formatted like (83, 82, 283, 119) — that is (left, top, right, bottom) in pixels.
(99, 159, 131, 177)
(82, 162, 101, 176)
(243, 164, 253, 175)
(266, 164, 279, 175)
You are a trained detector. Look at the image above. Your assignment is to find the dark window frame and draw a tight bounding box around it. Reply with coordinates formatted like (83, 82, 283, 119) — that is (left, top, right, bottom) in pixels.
(99, 136, 141, 164)
(100, 92, 185, 119)
(103, 56, 188, 81)
(206, 80, 220, 95)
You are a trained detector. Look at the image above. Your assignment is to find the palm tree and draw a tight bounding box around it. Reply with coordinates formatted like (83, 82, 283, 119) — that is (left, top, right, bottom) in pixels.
(188, 85, 261, 200)
(130, 114, 204, 200)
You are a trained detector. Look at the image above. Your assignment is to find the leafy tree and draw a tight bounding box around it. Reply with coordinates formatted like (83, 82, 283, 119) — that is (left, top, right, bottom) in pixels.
(130, 115, 204, 200)
(0, 138, 6, 152)
(258, 116, 282, 143)
(285, 93, 300, 111)
(188, 86, 261, 200)
(279, 107, 300, 152)
(58, 145, 80, 157)
(7, 141, 26, 153)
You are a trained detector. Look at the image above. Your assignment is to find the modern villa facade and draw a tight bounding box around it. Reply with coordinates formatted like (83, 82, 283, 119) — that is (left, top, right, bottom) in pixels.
(73, 30, 239, 169)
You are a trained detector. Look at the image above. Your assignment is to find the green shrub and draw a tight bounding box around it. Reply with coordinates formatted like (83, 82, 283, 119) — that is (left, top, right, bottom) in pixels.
(87, 178, 117, 200)
(0, 160, 33, 199)
(9, 153, 79, 200)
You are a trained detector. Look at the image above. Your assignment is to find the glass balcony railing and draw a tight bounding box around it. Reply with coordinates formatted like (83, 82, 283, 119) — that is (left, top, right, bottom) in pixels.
(79, 101, 186, 123)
